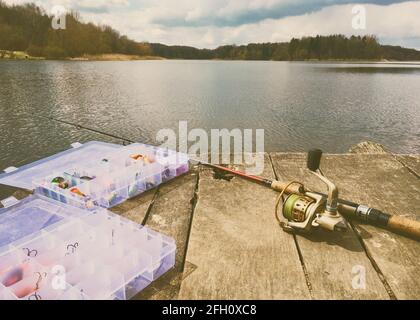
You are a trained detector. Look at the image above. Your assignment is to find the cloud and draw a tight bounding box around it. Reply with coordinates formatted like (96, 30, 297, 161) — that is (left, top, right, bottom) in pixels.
(3, 0, 129, 13)
(75, 0, 129, 13)
(3, 0, 420, 49)
(152, 0, 409, 27)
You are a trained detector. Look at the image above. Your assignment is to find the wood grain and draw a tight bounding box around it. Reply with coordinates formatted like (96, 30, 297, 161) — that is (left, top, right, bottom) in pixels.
(179, 155, 311, 299)
(134, 171, 199, 300)
(333, 152, 420, 300)
(270, 153, 391, 299)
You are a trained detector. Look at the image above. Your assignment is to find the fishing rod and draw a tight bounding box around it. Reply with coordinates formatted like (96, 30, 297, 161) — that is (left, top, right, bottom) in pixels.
(202, 150, 420, 241)
(38, 115, 420, 241)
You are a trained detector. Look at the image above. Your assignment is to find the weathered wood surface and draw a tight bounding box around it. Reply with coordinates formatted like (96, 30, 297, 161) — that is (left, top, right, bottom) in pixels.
(332, 153, 420, 300)
(396, 155, 420, 177)
(270, 153, 391, 299)
(178, 155, 311, 299)
(2, 142, 419, 300)
(111, 188, 157, 225)
(180, 150, 417, 299)
(111, 171, 199, 300)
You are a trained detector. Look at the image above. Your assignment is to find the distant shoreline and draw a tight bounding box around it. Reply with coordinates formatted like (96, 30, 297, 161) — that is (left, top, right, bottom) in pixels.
(68, 54, 165, 61)
(0, 51, 164, 61)
(1, 51, 420, 63)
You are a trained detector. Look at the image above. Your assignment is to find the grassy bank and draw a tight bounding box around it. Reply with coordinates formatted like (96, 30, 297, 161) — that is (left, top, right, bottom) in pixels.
(0, 50, 165, 61)
(0, 50, 44, 60)
(68, 54, 165, 61)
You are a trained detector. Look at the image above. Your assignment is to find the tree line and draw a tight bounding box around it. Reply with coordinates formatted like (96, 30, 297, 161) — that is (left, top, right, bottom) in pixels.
(1, 1, 419, 61)
(150, 37, 420, 61)
(0, 1, 145, 58)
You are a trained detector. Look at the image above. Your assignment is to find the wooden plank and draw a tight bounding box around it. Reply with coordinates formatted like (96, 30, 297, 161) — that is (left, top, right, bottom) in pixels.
(270, 153, 391, 299)
(111, 188, 157, 225)
(395, 155, 420, 177)
(327, 152, 419, 300)
(0, 186, 30, 203)
(132, 171, 199, 300)
(348, 141, 388, 154)
(179, 155, 311, 299)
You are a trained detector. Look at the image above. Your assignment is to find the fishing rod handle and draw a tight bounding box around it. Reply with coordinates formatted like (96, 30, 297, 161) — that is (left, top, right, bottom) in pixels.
(271, 180, 305, 194)
(387, 215, 420, 240)
(338, 203, 420, 241)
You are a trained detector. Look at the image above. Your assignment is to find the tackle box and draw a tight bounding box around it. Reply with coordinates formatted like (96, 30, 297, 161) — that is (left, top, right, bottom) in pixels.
(0, 194, 176, 300)
(0, 141, 189, 210)
(32, 143, 189, 210)
(0, 141, 121, 191)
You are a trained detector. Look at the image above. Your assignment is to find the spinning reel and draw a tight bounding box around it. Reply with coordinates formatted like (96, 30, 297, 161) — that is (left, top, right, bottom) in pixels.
(279, 149, 348, 233)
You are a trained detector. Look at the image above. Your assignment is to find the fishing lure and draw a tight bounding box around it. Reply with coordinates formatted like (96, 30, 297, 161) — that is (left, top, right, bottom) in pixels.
(80, 176, 94, 181)
(130, 154, 144, 160)
(51, 176, 65, 184)
(51, 176, 70, 189)
(15, 285, 38, 299)
(1, 266, 24, 287)
(70, 188, 86, 197)
(19, 272, 47, 299)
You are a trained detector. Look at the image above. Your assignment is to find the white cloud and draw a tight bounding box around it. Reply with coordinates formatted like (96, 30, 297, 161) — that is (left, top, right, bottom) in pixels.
(4, 0, 129, 12)
(3, 0, 420, 48)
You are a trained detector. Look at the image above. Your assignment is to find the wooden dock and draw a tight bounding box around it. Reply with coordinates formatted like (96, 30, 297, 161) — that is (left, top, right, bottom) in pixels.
(3, 142, 420, 299)
(112, 142, 419, 300)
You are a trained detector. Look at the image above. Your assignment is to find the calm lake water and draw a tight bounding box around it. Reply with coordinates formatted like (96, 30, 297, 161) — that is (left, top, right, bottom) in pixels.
(0, 60, 419, 171)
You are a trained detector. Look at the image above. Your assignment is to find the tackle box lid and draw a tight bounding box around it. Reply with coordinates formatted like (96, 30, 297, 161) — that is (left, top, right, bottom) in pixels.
(0, 194, 87, 248)
(0, 141, 122, 191)
(0, 194, 176, 300)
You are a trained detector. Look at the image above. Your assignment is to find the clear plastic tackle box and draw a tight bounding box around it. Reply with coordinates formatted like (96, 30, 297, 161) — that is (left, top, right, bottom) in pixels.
(0, 141, 121, 191)
(32, 143, 189, 210)
(0, 195, 176, 300)
(0, 141, 185, 300)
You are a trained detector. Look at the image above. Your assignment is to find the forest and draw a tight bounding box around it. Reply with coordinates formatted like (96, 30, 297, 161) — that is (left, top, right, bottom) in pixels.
(0, 2, 146, 58)
(150, 37, 384, 61)
(1, 1, 420, 61)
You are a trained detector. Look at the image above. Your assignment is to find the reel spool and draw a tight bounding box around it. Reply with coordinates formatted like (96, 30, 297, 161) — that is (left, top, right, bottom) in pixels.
(281, 192, 326, 233)
(283, 194, 315, 223)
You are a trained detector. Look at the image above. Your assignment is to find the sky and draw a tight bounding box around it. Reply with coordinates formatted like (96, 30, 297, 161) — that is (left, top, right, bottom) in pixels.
(4, 0, 420, 49)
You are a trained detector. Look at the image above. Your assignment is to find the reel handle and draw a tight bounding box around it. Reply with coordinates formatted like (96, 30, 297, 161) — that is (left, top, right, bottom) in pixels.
(307, 149, 323, 172)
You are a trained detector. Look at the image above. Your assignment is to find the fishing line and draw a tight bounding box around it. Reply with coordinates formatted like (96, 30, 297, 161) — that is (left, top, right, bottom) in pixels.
(37, 114, 135, 145)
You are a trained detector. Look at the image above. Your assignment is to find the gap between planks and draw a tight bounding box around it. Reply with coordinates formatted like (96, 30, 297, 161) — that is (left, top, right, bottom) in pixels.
(268, 153, 314, 299)
(178, 155, 312, 299)
(132, 170, 200, 300)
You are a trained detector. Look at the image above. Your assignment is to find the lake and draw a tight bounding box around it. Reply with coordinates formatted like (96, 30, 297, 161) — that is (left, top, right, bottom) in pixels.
(0, 60, 419, 171)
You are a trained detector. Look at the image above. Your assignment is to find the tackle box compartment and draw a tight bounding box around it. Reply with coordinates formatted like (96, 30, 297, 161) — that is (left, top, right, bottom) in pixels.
(0, 195, 176, 300)
(32, 143, 189, 210)
(0, 141, 122, 191)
